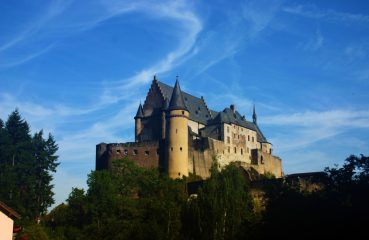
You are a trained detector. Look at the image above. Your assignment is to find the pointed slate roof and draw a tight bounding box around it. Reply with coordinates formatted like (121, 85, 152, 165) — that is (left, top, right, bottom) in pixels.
(135, 103, 144, 118)
(252, 104, 257, 124)
(168, 80, 189, 112)
(156, 81, 212, 124)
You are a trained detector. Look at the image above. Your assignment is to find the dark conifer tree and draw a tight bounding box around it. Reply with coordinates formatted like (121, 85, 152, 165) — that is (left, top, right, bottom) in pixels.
(0, 109, 59, 220)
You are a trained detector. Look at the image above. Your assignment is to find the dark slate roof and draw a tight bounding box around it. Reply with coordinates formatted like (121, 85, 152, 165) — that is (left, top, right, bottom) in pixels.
(209, 107, 268, 143)
(135, 103, 144, 118)
(156, 80, 268, 143)
(162, 98, 169, 110)
(157, 81, 212, 124)
(168, 80, 188, 111)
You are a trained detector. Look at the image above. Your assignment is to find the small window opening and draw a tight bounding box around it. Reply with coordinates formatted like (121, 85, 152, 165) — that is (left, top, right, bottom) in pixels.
(234, 147, 236, 153)
(145, 150, 149, 156)
(180, 147, 183, 151)
(195, 110, 199, 115)
(171, 147, 173, 151)
(116, 149, 121, 154)
(261, 156, 264, 164)
(228, 147, 230, 153)
(182, 111, 185, 115)
(133, 149, 138, 155)
(176, 129, 178, 134)
(241, 148, 243, 155)
(178, 172, 181, 176)
(124, 149, 128, 155)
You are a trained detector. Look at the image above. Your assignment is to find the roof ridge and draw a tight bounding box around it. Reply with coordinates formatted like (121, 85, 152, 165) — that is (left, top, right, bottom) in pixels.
(154, 78, 167, 101)
(200, 96, 212, 118)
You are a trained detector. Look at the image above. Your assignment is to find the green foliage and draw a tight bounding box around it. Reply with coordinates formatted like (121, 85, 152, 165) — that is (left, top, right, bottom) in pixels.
(182, 162, 256, 240)
(19, 224, 50, 240)
(46, 158, 188, 240)
(0, 109, 59, 221)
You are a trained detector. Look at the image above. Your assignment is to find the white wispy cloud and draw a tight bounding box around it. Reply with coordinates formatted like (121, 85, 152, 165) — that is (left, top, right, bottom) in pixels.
(263, 109, 369, 151)
(283, 4, 369, 23)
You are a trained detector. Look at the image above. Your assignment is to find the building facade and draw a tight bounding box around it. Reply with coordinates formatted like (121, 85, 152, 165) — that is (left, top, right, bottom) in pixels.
(96, 77, 283, 178)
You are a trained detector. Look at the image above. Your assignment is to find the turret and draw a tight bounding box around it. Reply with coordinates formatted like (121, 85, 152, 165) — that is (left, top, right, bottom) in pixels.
(253, 104, 257, 124)
(161, 98, 169, 140)
(166, 79, 189, 179)
(134, 103, 144, 142)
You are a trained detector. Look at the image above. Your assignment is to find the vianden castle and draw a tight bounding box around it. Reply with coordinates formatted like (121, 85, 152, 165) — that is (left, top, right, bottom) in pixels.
(96, 76, 283, 179)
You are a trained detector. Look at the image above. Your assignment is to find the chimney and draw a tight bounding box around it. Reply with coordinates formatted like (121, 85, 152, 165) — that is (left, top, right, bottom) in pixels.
(230, 104, 236, 113)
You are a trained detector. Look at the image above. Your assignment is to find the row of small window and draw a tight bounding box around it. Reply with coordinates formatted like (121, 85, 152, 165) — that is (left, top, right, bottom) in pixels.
(226, 147, 249, 155)
(226, 125, 245, 133)
(226, 135, 254, 143)
(170, 147, 183, 151)
(115, 149, 158, 156)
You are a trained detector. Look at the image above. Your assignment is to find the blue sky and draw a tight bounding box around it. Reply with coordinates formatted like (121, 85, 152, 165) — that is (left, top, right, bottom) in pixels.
(1, 0, 369, 207)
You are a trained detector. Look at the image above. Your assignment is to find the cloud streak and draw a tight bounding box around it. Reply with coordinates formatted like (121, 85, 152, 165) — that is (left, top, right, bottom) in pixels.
(283, 4, 369, 23)
(263, 109, 369, 151)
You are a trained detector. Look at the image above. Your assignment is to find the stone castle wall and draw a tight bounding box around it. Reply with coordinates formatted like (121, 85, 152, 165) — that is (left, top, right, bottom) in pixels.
(96, 142, 160, 170)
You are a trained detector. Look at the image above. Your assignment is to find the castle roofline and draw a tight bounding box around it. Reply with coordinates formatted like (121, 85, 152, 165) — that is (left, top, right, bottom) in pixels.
(168, 79, 189, 111)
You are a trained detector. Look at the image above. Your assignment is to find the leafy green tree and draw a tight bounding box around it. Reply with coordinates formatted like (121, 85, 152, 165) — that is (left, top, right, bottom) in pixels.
(183, 162, 255, 240)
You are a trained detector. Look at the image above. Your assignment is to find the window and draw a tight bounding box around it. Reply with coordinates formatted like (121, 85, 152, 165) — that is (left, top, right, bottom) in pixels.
(241, 128, 243, 132)
(156, 149, 160, 155)
(241, 148, 243, 155)
(248, 135, 250, 141)
(124, 149, 128, 155)
(145, 150, 149, 156)
(176, 129, 178, 134)
(185, 97, 188, 101)
(233, 133, 236, 138)
(180, 147, 183, 151)
(270, 149, 272, 154)
(171, 147, 173, 151)
(261, 156, 264, 164)
(247, 147, 249, 153)
(238, 135, 239, 139)
(182, 111, 185, 115)
(234, 147, 236, 153)
(195, 110, 199, 115)
(252, 137, 254, 142)
(227, 126, 229, 133)
(206, 115, 208, 118)
(116, 149, 121, 154)
(227, 136, 230, 144)
(228, 146, 230, 153)
(198, 107, 201, 110)
(133, 149, 138, 155)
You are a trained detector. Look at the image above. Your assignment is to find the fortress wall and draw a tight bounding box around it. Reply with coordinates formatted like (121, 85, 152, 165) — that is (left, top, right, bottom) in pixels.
(251, 149, 282, 177)
(104, 142, 160, 169)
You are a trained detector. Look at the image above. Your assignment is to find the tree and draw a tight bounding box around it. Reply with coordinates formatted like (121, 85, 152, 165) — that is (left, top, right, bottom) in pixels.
(0, 109, 59, 220)
(182, 162, 255, 240)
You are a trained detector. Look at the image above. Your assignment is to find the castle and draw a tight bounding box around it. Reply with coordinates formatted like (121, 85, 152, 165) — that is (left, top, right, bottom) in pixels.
(96, 77, 283, 179)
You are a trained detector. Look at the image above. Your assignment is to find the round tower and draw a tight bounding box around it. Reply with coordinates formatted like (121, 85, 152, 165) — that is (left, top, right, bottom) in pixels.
(135, 103, 144, 142)
(167, 79, 189, 179)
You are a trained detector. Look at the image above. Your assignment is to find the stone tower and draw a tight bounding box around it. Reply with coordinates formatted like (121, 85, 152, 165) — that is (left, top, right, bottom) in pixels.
(166, 79, 189, 179)
(135, 103, 144, 142)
